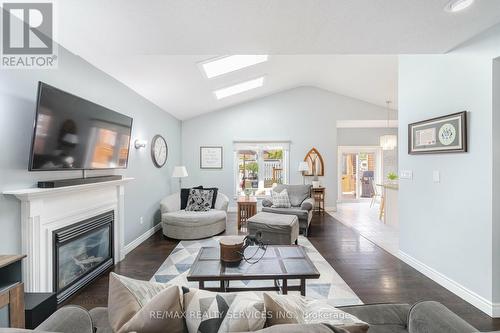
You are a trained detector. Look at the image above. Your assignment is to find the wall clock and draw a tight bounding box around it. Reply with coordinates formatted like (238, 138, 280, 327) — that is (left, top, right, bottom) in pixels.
(151, 135, 168, 168)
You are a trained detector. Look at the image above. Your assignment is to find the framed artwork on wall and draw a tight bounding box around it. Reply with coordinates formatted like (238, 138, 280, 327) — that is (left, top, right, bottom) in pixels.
(200, 146, 223, 169)
(408, 111, 467, 154)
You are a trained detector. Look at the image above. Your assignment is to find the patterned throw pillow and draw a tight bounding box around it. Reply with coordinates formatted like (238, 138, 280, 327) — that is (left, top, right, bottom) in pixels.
(271, 189, 291, 208)
(186, 189, 214, 212)
(263, 293, 369, 333)
(183, 287, 266, 333)
(107, 273, 184, 333)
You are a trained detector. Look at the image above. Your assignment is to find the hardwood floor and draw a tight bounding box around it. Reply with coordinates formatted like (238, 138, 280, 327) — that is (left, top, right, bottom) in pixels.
(66, 212, 500, 331)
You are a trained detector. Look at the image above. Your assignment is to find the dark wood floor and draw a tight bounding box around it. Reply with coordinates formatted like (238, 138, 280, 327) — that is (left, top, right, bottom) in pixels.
(66, 212, 500, 331)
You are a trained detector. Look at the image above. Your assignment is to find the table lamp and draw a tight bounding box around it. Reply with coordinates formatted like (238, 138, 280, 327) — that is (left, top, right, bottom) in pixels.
(298, 162, 309, 184)
(172, 166, 188, 188)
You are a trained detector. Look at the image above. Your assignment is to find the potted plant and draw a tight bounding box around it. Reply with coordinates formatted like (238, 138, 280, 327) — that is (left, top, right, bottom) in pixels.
(244, 188, 253, 199)
(387, 172, 398, 184)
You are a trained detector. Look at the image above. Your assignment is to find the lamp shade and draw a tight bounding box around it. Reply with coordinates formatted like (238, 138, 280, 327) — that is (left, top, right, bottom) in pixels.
(172, 166, 188, 178)
(298, 161, 309, 172)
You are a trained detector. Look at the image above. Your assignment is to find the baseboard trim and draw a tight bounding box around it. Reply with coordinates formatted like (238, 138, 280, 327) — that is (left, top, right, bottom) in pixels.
(121, 223, 162, 258)
(398, 250, 500, 318)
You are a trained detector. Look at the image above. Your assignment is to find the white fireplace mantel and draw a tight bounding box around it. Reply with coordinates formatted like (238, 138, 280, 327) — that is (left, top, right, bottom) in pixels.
(4, 177, 133, 293)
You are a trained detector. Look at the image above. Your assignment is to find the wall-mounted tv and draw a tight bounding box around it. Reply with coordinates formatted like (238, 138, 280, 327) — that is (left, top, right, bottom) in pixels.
(29, 82, 133, 171)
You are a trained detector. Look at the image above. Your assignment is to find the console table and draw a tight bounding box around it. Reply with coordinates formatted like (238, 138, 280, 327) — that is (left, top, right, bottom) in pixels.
(0, 255, 26, 328)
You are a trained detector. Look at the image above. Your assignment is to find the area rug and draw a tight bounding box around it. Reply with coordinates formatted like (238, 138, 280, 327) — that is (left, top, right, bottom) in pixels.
(151, 236, 363, 306)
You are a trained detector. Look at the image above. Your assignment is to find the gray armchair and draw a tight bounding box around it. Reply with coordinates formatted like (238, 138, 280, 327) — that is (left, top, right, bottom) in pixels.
(262, 184, 313, 236)
(160, 191, 229, 240)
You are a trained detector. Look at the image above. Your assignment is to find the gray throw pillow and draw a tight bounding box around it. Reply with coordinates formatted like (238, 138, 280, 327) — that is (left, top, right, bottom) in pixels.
(186, 189, 214, 212)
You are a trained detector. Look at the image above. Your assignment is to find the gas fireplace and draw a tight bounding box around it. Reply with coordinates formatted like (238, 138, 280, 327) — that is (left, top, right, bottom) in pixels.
(53, 211, 114, 303)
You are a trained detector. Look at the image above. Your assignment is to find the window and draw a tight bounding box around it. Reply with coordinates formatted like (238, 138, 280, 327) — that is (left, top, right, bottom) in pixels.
(233, 141, 290, 197)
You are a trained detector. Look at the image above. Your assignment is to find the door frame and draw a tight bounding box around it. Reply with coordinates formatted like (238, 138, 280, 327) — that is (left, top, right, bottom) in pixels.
(337, 146, 383, 203)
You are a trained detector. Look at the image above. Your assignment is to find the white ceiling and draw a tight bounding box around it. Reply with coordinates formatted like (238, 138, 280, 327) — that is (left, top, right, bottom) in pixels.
(55, 0, 500, 54)
(50, 0, 500, 120)
(81, 55, 398, 120)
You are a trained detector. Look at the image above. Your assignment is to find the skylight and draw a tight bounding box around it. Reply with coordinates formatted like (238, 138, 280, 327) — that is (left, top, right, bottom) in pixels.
(214, 77, 265, 100)
(202, 55, 268, 78)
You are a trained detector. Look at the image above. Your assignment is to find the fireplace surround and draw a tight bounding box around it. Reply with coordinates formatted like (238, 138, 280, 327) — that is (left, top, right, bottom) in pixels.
(4, 178, 132, 296)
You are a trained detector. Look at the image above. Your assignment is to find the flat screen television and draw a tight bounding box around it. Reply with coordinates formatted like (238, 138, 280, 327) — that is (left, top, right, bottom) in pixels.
(29, 82, 133, 171)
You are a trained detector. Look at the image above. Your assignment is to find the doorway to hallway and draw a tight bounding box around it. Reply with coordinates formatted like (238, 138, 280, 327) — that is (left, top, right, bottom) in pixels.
(335, 146, 399, 257)
(338, 146, 382, 202)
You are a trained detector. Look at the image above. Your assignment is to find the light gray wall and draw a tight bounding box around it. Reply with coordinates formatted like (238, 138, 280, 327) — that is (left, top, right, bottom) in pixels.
(493, 58, 500, 303)
(337, 127, 397, 146)
(181, 86, 390, 208)
(398, 55, 494, 304)
(337, 127, 398, 180)
(0, 46, 181, 253)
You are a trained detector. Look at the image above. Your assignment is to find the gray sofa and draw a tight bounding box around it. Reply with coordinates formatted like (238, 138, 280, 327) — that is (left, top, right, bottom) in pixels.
(12, 301, 488, 333)
(262, 184, 314, 236)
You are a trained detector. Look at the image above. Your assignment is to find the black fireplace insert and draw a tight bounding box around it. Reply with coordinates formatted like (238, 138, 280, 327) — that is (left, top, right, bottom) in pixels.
(53, 210, 114, 303)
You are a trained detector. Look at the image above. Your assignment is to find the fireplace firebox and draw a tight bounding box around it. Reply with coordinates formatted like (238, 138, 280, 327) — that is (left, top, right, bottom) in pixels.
(53, 211, 114, 303)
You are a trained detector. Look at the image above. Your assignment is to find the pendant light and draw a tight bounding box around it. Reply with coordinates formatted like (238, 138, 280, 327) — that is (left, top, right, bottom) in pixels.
(379, 101, 397, 150)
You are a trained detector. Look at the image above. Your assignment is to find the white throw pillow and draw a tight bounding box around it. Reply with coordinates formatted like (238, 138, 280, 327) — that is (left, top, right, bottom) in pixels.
(183, 287, 266, 333)
(263, 293, 369, 333)
(271, 189, 291, 208)
(107, 273, 184, 333)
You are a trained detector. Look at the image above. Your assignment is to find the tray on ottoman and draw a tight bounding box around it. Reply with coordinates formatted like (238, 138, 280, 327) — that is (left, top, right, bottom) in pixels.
(247, 212, 299, 245)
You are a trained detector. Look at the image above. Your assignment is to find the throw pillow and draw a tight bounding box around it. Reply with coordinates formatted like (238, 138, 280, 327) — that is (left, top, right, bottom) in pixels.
(202, 187, 219, 209)
(271, 189, 291, 208)
(107, 273, 184, 333)
(186, 188, 214, 212)
(263, 293, 369, 333)
(181, 186, 203, 210)
(183, 287, 266, 333)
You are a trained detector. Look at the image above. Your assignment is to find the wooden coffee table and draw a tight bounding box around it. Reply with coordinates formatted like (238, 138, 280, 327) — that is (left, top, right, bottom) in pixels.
(186, 246, 320, 296)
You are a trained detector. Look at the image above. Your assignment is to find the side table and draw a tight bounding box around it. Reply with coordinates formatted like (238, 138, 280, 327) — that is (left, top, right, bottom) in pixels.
(237, 196, 257, 230)
(0, 255, 26, 328)
(311, 187, 326, 215)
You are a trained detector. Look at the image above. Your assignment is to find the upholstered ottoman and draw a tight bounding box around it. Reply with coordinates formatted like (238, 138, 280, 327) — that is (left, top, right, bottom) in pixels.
(247, 212, 299, 245)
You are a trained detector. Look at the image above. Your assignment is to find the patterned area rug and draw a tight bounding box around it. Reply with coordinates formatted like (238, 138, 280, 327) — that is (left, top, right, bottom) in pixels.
(151, 236, 363, 306)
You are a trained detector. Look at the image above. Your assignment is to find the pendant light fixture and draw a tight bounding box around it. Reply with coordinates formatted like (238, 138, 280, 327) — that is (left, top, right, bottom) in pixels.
(379, 101, 397, 150)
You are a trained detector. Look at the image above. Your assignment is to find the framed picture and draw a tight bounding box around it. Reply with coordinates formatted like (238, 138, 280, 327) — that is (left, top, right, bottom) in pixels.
(408, 111, 467, 154)
(200, 146, 223, 169)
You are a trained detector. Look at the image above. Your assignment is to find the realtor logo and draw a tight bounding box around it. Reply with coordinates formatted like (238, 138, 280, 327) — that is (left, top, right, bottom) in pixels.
(1, 2, 57, 68)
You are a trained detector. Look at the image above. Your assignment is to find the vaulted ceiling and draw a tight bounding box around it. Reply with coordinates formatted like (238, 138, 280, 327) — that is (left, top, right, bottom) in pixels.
(51, 0, 500, 120)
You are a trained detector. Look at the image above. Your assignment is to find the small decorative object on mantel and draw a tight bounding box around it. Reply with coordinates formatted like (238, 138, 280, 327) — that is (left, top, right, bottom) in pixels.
(200, 146, 223, 169)
(151, 134, 168, 168)
(303, 147, 324, 178)
(408, 111, 467, 154)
